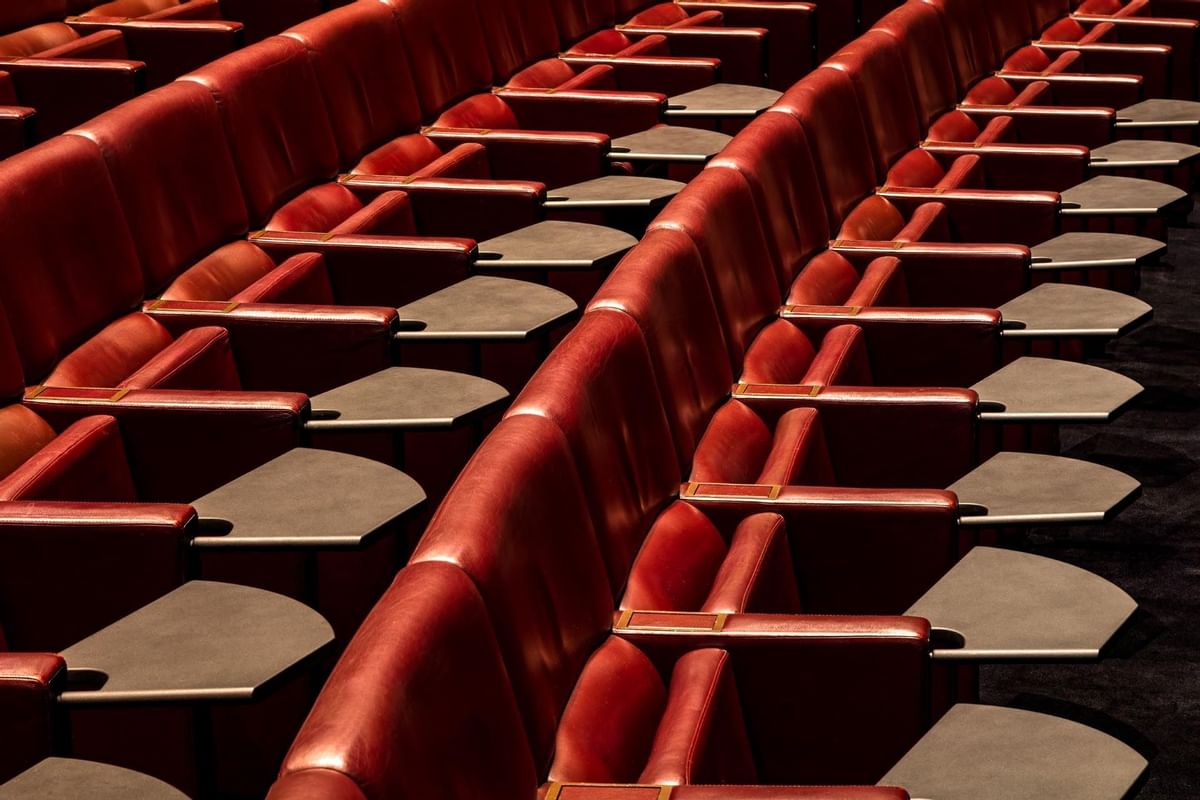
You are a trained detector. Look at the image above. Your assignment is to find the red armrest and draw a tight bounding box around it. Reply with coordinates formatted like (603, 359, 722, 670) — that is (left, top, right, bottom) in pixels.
(0, 652, 65, 783)
(616, 25, 768, 87)
(617, 610, 931, 783)
(144, 299, 397, 396)
(340, 174, 547, 240)
(958, 104, 1115, 149)
(997, 70, 1144, 108)
(877, 186, 1061, 246)
(66, 17, 243, 87)
(830, 241, 1031, 309)
(558, 53, 720, 95)
(248, 231, 478, 309)
(0, 501, 193, 653)
(782, 306, 1004, 386)
(734, 385, 980, 488)
(1033, 40, 1171, 97)
(494, 87, 667, 138)
(24, 388, 308, 502)
(681, 484, 962, 612)
(424, 127, 612, 188)
(0, 58, 144, 138)
(920, 142, 1091, 193)
(677, 1, 817, 80)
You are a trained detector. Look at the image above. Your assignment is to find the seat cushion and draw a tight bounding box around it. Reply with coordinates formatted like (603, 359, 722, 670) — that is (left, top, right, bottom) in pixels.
(786, 251, 865, 307)
(622, 501, 732, 612)
(845, 257, 910, 308)
(741, 319, 820, 385)
(0, 405, 58, 483)
(161, 241, 277, 301)
(41, 313, 176, 389)
(757, 406, 837, 486)
(0, 23, 78, 57)
(704, 512, 800, 614)
(0, 415, 137, 502)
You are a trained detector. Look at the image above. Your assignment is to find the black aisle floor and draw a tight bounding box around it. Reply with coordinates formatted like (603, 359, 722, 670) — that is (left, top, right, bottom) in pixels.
(981, 206, 1200, 799)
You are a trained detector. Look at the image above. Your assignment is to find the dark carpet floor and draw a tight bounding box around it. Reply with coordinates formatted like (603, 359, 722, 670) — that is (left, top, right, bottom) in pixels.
(980, 206, 1200, 799)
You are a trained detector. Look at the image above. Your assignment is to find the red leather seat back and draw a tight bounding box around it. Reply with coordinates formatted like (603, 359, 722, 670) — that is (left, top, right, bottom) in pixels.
(480, 0, 562, 82)
(386, 0, 494, 117)
(0, 416, 137, 502)
(588, 229, 731, 468)
(0, 0, 69, 34)
(0, 137, 143, 383)
(918, 0, 996, 93)
(649, 169, 782, 368)
(873, 2, 961, 130)
(411, 414, 613, 772)
(505, 312, 681, 598)
(552, 0, 619, 42)
(67, 82, 249, 295)
(823, 32, 924, 181)
(787, 251, 865, 306)
(709, 111, 830, 290)
(274, 561, 540, 800)
(984, 0, 1037, 59)
(283, 2, 423, 165)
(181, 36, 340, 226)
(772, 70, 877, 235)
(0, 22, 79, 57)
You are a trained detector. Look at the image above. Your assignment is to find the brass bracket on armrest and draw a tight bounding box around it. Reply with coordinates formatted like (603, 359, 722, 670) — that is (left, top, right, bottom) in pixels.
(547, 785, 673, 800)
(24, 385, 130, 403)
(682, 481, 782, 501)
(615, 609, 728, 632)
(145, 299, 240, 314)
(733, 383, 821, 397)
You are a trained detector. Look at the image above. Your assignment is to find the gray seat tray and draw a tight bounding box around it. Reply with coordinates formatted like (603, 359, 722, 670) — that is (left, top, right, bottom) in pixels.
(394, 276, 577, 341)
(191, 448, 424, 548)
(879, 704, 1148, 800)
(60, 581, 334, 705)
(308, 367, 508, 432)
(666, 83, 782, 117)
(1090, 138, 1200, 169)
(544, 175, 685, 209)
(1059, 175, 1189, 215)
(972, 357, 1143, 422)
(1031, 231, 1165, 271)
(908, 546, 1137, 660)
(476, 221, 637, 271)
(608, 125, 732, 163)
(1116, 98, 1200, 127)
(949, 452, 1140, 526)
(999, 282, 1151, 338)
(0, 759, 190, 800)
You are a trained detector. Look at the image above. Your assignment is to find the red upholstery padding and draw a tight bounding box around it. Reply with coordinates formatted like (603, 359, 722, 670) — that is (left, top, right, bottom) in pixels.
(0, 58, 144, 140)
(772, 72, 877, 231)
(0, 652, 65, 783)
(709, 112, 829, 290)
(40, 313, 175, 389)
(0, 500, 191, 651)
(740, 319, 823, 386)
(834, 242, 1030, 309)
(282, 2, 424, 165)
(275, 561, 540, 800)
(118, 326, 243, 391)
(801, 325, 874, 387)
(411, 414, 613, 771)
(384, 0, 494, 116)
(146, 296, 397, 396)
(160, 240, 276, 301)
(886, 149, 949, 189)
(837, 195, 910, 241)
(639, 648, 759, 784)
(787, 251, 868, 306)
(1005, 43, 1056, 71)
(963, 75, 1018, 105)
(845, 257, 910, 307)
(504, 312, 681, 598)
(509, 57, 594, 89)
(926, 109, 984, 143)
(553, 0, 620, 42)
(0, 407, 58, 482)
(67, 81, 250, 295)
(490, 87, 667, 139)
(935, 153, 985, 190)
(479, 0, 562, 81)
(1031, 0, 1071, 30)
(0, 305, 28, 405)
(549, 636, 668, 783)
(346, 174, 546, 240)
(34, 28, 127, 59)
(649, 169, 782, 367)
(559, 52, 718, 95)
(0, 416, 136, 502)
(421, 128, 612, 189)
(874, 2, 962, 129)
(587, 229, 730, 468)
(694, 403, 839, 486)
(0, 23, 79, 57)
(0, 138, 144, 383)
(436, 93, 521, 130)
(880, 186, 1059, 247)
(985, 0, 1037, 58)
(227, 253, 331, 305)
(703, 512, 801, 614)
(624, 502, 735, 612)
(180, 36, 339, 225)
(267, 182, 372, 236)
(354, 130, 449, 176)
(822, 33, 926, 181)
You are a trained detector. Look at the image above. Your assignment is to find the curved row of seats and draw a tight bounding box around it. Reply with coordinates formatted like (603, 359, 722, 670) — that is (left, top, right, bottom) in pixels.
(0, 0, 882, 796)
(265, 0, 1200, 798)
(0, 0, 1195, 795)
